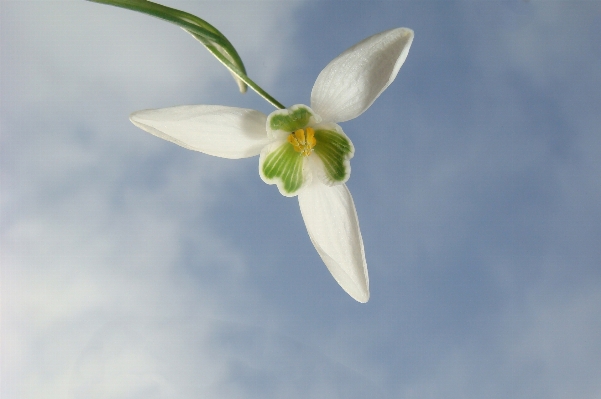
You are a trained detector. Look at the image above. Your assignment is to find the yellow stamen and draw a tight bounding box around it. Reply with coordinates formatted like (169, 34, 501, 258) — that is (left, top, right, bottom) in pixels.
(294, 129, 305, 143)
(306, 127, 316, 148)
(287, 127, 316, 156)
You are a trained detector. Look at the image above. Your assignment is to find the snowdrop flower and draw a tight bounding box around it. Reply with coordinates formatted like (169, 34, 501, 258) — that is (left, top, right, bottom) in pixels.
(130, 28, 414, 302)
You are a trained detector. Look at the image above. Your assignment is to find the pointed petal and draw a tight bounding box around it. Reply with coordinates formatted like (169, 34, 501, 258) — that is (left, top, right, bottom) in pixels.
(259, 139, 311, 197)
(130, 105, 269, 159)
(298, 182, 369, 302)
(311, 28, 414, 123)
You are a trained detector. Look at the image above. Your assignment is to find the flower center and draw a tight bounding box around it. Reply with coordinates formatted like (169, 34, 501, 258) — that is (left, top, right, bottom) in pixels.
(287, 127, 316, 157)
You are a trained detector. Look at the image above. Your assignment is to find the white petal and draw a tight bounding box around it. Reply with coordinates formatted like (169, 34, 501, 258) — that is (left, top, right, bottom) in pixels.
(311, 28, 414, 123)
(130, 105, 270, 159)
(298, 182, 369, 302)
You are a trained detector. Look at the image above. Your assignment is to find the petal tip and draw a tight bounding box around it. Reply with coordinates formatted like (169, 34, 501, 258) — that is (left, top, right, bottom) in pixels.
(348, 284, 370, 303)
(129, 109, 144, 124)
(311, 26, 415, 123)
(298, 183, 369, 303)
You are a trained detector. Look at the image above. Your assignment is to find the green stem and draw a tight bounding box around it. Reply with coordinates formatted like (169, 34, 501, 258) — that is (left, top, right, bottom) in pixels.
(86, 0, 285, 109)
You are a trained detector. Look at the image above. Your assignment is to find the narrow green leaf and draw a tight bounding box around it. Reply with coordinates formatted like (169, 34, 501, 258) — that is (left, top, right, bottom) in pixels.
(185, 32, 247, 93)
(87, 0, 247, 91)
(87, 0, 285, 108)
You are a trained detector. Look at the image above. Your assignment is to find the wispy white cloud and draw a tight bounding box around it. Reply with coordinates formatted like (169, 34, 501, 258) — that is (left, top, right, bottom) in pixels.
(3, 1, 601, 398)
(1, 1, 307, 398)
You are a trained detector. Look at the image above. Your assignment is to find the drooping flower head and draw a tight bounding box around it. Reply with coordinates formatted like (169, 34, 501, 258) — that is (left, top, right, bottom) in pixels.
(130, 28, 414, 302)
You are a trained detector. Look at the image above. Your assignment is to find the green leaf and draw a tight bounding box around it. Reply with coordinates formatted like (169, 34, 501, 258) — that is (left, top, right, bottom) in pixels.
(86, 0, 285, 108)
(185, 32, 247, 93)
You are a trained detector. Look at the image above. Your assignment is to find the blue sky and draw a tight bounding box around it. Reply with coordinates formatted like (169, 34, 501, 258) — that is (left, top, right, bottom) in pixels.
(2, 1, 601, 398)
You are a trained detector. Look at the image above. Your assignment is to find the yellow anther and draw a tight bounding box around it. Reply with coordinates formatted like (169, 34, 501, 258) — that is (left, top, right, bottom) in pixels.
(288, 127, 316, 156)
(287, 132, 300, 149)
(294, 129, 306, 144)
(306, 127, 316, 147)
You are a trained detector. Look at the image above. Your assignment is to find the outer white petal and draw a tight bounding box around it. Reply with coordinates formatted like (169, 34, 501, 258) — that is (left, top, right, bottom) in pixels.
(298, 182, 369, 302)
(130, 105, 270, 159)
(311, 28, 414, 123)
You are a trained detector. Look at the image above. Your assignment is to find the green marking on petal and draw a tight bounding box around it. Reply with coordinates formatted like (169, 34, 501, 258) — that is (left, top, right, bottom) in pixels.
(262, 142, 305, 194)
(269, 105, 314, 132)
(313, 129, 353, 182)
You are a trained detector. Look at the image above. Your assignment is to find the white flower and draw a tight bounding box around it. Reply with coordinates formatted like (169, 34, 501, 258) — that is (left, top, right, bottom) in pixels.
(130, 28, 414, 302)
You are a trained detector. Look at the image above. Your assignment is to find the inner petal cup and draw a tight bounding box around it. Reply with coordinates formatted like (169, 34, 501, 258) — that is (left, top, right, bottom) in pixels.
(260, 139, 308, 196)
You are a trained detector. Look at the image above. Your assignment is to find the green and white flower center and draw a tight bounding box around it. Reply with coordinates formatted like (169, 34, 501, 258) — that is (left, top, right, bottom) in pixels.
(288, 127, 317, 157)
(260, 104, 354, 197)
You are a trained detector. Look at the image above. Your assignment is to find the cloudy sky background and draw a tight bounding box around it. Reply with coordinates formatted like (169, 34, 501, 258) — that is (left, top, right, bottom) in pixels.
(2, 1, 601, 398)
